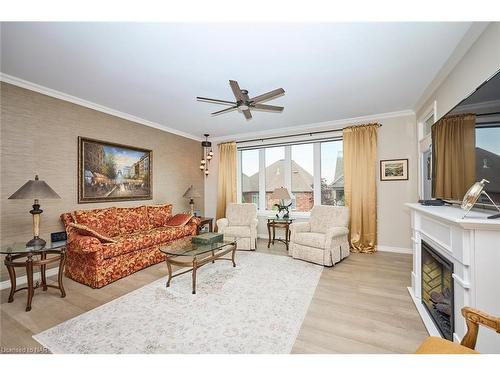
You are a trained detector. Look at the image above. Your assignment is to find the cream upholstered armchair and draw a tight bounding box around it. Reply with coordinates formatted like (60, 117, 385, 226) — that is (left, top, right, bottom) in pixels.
(289, 205, 350, 266)
(217, 203, 258, 250)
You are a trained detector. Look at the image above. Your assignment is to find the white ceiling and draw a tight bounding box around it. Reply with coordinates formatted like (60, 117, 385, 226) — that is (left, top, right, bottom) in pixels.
(1, 22, 473, 139)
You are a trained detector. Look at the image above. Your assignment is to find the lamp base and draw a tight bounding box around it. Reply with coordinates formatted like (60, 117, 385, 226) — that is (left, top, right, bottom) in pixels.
(26, 237, 46, 249)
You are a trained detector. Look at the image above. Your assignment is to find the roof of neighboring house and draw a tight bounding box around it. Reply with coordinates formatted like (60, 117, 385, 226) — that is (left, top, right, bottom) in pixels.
(242, 159, 314, 192)
(476, 147, 500, 193)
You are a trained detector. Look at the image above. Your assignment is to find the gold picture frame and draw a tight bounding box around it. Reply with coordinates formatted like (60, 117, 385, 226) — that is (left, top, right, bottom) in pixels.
(78, 137, 152, 203)
(380, 158, 409, 181)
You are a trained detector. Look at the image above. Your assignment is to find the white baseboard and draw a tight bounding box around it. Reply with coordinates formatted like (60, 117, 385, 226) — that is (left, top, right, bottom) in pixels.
(377, 245, 413, 254)
(0, 268, 59, 290)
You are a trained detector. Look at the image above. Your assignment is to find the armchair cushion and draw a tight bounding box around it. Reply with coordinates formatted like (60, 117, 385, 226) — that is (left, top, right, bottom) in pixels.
(415, 337, 478, 354)
(294, 232, 326, 249)
(223, 226, 252, 238)
(226, 203, 257, 226)
(310, 205, 349, 234)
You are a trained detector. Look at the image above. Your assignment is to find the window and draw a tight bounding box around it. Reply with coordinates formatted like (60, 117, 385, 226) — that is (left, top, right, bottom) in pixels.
(241, 149, 259, 205)
(265, 147, 285, 209)
(475, 125, 500, 204)
(320, 140, 344, 206)
(291, 144, 314, 212)
(237, 137, 344, 212)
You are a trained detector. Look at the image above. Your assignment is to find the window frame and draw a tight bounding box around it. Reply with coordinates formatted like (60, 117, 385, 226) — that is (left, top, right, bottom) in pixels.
(238, 138, 343, 217)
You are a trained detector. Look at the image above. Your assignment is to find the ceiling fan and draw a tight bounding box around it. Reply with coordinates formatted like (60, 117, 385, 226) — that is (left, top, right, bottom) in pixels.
(197, 80, 285, 120)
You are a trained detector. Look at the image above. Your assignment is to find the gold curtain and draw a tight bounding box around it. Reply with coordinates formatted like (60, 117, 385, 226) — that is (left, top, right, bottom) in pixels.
(216, 142, 237, 221)
(432, 114, 476, 200)
(343, 123, 379, 253)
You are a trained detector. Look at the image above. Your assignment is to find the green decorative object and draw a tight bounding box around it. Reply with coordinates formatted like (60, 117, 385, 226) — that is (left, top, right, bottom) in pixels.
(191, 232, 223, 245)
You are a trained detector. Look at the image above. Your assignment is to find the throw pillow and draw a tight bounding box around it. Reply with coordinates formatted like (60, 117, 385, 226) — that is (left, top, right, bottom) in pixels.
(68, 222, 117, 243)
(165, 213, 193, 227)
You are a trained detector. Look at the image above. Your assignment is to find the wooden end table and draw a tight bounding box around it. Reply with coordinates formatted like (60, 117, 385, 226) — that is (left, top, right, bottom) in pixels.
(267, 217, 295, 251)
(1, 243, 66, 312)
(197, 217, 214, 233)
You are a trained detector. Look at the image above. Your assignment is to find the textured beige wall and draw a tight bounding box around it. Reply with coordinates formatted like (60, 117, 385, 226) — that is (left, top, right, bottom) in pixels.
(0, 83, 204, 279)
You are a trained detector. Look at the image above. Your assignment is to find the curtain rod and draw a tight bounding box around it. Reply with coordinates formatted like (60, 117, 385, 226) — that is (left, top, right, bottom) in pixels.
(235, 123, 382, 144)
(476, 111, 500, 117)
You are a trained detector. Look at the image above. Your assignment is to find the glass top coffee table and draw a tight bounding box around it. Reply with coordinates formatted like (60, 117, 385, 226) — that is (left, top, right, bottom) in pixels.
(159, 236, 238, 294)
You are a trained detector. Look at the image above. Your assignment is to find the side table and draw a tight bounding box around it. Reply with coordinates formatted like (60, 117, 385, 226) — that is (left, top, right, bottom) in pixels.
(197, 217, 214, 233)
(1, 243, 66, 312)
(267, 217, 295, 251)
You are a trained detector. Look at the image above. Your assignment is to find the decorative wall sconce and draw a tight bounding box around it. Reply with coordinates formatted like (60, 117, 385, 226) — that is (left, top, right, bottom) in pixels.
(200, 134, 213, 177)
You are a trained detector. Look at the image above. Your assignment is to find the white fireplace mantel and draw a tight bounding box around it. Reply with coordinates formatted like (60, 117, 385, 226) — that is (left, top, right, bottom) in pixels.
(406, 203, 500, 353)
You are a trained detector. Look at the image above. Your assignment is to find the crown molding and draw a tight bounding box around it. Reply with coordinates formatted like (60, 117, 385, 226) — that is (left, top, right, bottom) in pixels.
(0, 73, 203, 142)
(211, 109, 415, 143)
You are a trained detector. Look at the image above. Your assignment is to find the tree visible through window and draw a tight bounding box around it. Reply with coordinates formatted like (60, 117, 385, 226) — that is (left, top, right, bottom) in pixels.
(321, 141, 344, 206)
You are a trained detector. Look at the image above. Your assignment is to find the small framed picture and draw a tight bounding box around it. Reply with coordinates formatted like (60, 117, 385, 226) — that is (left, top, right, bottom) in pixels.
(380, 159, 409, 181)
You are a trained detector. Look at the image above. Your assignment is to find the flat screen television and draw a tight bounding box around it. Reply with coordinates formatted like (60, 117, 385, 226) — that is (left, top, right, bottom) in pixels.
(430, 69, 500, 209)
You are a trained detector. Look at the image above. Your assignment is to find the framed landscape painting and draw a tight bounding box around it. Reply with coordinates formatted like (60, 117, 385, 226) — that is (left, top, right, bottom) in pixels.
(78, 137, 152, 203)
(380, 159, 409, 181)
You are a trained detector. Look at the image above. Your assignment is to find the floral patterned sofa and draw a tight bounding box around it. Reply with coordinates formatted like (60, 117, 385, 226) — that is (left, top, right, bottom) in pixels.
(60, 204, 200, 288)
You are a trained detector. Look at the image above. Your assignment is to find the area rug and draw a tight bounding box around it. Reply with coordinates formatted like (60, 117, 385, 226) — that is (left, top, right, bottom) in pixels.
(33, 252, 322, 353)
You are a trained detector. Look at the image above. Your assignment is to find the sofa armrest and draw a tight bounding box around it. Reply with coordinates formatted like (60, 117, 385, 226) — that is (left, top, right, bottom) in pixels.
(68, 233, 103, 254)
(189, 216, 202, 226)
(217, 218, 229, 233)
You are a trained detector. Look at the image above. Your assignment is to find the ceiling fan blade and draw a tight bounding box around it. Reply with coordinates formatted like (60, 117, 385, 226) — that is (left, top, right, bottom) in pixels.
(229, 80, 244, 101)
(197, 96, 236, 106)
(252, 104, 284, 112)
(250, 88, 285, 104)
(242, 109, 252, 120)
(211, 106, 238, 116)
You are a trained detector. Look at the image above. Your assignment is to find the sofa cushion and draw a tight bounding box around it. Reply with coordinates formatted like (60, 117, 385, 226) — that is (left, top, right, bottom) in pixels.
(149, 225, 194, 245)
(147, 204, 173, 229)
(68, 222, 117, 243)
(116, 206, 149, 235)
(101, 232, 154, 259)
(166, 213, 193, 227)
(222, 226, 251, 238)
(294, 232, 326, 249)
(74, 207, 120, 237)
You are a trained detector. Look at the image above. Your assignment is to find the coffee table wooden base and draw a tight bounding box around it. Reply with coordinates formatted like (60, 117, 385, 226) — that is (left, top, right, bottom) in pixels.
(165, 243, 236, 294)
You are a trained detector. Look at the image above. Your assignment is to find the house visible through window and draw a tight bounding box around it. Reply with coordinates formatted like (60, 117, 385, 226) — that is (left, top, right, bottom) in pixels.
(321, 141, 344, 206)
(238, 138, 344, 212)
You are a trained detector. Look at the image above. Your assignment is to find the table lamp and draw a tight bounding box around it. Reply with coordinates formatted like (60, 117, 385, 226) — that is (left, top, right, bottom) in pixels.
(271, 187, 292, 218)
(8, 175, 61, 247)
(183, 185, 201, 216)
(461, 179, 500, 219)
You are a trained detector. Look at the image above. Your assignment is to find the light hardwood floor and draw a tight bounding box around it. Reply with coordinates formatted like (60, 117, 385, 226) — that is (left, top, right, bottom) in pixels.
(0, 239, 428, 353)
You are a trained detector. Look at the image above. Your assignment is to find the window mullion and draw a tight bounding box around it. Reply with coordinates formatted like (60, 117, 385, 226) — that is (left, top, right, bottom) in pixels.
(313, 143, 321, 205)
(258, 148, 266, 210)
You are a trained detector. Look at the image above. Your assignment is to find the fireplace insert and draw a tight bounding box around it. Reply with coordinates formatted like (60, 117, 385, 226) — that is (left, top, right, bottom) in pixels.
(421, 240, 454, 341)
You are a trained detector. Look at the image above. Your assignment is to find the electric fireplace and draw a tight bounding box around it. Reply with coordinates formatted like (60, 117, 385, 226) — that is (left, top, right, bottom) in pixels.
(421, 240, 454, 341)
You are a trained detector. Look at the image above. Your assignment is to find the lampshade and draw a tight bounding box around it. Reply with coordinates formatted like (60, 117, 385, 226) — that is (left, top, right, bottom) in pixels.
(8, 175, 61, 200)
(271, 187, 291, 200)
(183, 185, 201, 199)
